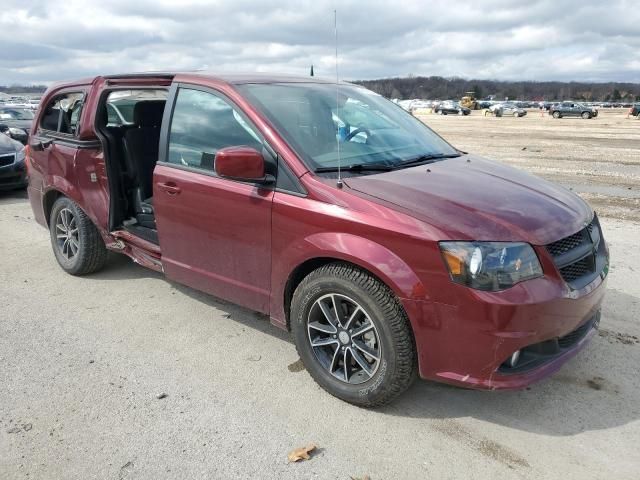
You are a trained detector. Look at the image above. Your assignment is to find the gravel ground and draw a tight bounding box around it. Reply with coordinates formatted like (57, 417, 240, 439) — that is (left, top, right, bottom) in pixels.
(1, 113, 640, 479)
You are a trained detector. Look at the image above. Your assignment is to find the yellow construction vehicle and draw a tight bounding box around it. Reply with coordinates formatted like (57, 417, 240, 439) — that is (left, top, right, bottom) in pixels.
(460, 91, 479, 110)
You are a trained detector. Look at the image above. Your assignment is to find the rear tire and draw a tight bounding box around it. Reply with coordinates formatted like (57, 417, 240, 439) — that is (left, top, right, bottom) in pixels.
(49, 197, 108, 275)
(291, 262, 417, 407)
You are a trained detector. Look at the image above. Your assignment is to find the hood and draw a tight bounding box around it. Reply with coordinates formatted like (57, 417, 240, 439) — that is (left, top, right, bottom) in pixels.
(0, 119, 31, 132)
(0, 133, 23, 154)
(344, 155, 592, 245)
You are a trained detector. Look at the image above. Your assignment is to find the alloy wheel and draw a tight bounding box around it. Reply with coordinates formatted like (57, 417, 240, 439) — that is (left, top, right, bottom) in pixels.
(55, 208, 79, 260)
(307, 293, 381, 384)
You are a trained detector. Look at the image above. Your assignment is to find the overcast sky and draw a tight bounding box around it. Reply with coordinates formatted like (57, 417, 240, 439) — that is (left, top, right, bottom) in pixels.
(1, 0, 639, 85)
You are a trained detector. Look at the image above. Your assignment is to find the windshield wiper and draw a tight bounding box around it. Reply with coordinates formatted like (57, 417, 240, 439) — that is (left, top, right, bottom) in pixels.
(394, 152, 461, 168)
(314, 153, 461, 173)
(315, 163, 395, 173)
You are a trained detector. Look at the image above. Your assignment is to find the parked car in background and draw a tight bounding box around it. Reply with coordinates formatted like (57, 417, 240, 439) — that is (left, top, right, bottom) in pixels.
(0, 107, 34, 144)
(630, 104, 640, 119)
(515, 101, 534, 109)
(26, 72, 608, 407)
(550, 102, 598, 119)
(0, 131, 27, 190)
(491, 102, 527, 117)
(396, 99, 412, 111)
(408, 100, 434, 115)
(26, 98, 41, 110)
(434, 101, 471, 115)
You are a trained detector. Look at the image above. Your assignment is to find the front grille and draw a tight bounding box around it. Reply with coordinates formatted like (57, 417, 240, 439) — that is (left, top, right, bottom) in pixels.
(0, 153, 15, 167)
(559, 256, 593, 282)
(545, 215, 606, 289)
(547, 230, 587, 256)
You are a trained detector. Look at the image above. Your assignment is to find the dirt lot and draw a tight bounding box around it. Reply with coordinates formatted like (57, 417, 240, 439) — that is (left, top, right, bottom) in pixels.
(417, 109, 640, 222)
(1, 112, 640, 479)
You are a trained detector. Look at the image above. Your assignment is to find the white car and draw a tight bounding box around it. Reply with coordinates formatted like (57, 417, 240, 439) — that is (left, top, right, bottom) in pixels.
(490, 102, 527, 117)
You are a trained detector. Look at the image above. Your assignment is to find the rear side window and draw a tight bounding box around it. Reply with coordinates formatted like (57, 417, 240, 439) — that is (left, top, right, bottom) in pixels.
(40, 92, 84, 135)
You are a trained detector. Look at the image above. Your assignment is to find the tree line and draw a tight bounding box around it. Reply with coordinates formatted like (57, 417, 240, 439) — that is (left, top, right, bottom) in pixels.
(3, 77, 639, 102)
(0, 85, 48, 95)
(354, 76, 640, 102)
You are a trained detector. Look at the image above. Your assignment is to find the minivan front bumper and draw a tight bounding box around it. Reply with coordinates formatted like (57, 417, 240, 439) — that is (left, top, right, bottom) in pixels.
(402, 258, 607, 390)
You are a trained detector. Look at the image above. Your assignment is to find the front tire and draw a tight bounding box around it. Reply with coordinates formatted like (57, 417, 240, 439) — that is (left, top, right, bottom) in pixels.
(582, 111, 592, 119)
(552, 111, 561, 118)
(49, 197, 108, 275)
(291, 263, 417, 407)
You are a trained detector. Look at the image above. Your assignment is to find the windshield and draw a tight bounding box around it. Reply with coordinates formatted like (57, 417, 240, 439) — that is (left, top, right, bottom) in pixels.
(238, 83, 458, 171)
(0, 108, 34, 120)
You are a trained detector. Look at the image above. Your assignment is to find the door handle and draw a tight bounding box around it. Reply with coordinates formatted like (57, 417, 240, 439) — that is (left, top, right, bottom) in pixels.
(157, 182, 181, 195)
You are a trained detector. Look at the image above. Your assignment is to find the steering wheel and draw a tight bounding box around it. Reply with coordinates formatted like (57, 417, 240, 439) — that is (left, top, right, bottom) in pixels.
(344, 126, 371, 142)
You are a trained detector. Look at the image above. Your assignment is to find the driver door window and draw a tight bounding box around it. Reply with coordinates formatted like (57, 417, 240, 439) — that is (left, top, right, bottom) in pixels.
(167, 88, 263, 173)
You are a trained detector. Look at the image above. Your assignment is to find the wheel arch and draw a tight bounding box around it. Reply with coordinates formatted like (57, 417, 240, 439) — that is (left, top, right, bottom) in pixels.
(42, 186, 99, 233)
(278, 233, 427, 330)
(41, 170, 87, 225)
(42, 189, 64, 227)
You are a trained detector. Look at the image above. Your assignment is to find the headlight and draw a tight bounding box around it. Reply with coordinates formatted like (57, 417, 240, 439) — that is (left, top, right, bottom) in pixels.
(8, 127, 27, 137)
(439, 242, 543, 291)
(15, 147, 26, 163)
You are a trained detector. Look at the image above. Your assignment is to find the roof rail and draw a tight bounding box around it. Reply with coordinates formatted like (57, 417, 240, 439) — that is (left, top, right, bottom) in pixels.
(103, 72, 178, 80)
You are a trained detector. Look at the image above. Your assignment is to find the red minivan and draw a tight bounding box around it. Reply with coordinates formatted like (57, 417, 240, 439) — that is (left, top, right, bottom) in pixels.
(27, 73, 608, 406)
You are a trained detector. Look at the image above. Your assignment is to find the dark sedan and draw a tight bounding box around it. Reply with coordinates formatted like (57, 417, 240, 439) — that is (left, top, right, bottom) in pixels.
(434, 101, 471, 115)
(0, 132, 27, 190)
(549, 102, 598, 119)
(0, 107, 34, 144)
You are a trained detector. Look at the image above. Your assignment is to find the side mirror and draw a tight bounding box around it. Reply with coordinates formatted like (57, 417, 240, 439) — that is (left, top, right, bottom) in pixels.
(0, 124, 8, 134)
(214, 146, 273, 184)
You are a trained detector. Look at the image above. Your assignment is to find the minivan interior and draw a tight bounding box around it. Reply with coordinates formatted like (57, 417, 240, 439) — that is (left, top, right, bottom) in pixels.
(96, 89, 168, 243)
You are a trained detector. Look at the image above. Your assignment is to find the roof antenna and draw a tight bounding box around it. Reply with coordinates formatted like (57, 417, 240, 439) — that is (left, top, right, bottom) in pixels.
(334, 9, 343, 189)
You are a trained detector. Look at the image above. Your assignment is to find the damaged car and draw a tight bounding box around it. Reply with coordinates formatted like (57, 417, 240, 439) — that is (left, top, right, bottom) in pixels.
(26, 73, 608, 406)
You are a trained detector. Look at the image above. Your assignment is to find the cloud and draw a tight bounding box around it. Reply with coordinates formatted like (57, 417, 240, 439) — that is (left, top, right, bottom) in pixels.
(0, 0, 638, 85)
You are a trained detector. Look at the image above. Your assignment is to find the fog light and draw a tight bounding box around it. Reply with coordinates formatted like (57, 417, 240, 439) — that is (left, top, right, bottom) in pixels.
(509, 350, 521, 368)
